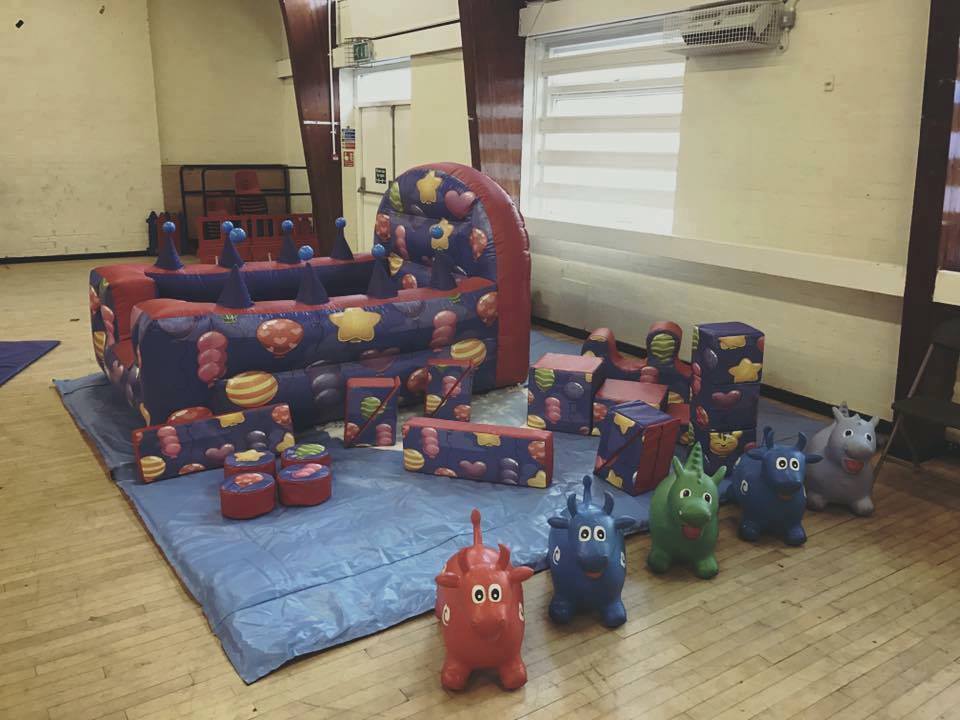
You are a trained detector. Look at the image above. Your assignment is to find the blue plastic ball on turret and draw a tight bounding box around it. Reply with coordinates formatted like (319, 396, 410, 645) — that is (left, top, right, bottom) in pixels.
(372, 243, 386, 260)
(229, 227, 246, 243)
(430, 225, 444, 239)
(162, 220, 176, 234)
(298, 245, 314, 261)
(335, 217, 347, 230)
(221, 220, 234, 234)
(281, 219, 294, 234)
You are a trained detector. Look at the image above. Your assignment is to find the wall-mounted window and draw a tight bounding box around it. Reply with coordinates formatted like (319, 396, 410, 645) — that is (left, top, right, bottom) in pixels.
(521, 19, 685, 235)
(354, 60, 412, 106)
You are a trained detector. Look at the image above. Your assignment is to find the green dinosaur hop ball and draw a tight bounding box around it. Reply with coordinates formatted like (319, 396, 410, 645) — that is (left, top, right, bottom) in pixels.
(647, 444, 726, 580)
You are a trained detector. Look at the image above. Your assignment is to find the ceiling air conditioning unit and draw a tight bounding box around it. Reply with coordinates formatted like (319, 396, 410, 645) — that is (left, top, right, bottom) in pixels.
(664, 1, 792, 56)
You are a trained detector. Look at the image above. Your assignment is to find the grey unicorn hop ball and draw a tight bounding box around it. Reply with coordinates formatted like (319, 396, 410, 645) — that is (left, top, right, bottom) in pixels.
(805, 403, 879, 516)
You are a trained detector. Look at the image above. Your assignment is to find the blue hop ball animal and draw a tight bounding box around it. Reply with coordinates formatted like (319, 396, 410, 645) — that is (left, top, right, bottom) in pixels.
(162, 220, 176, 234)
(281, 218, 294, 234)
(727, 427, 823, 546)
(547, 476, 636, 628)
(221, 220, 234, 235)
(372, 243, 386, 259)
(298, 245, 314, 261)
(229, 227, 246, 243)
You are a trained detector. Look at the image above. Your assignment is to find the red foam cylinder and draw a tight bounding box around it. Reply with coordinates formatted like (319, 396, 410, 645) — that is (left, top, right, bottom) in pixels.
(224, 450, 277, 478)
(220, 473, 276, 519)
(277, 463, 332, 506)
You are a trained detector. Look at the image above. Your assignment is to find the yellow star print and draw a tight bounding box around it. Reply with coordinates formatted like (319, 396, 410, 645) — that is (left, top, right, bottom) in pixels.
(613, 413, 636, 435)
(728, 358, 762, 383)
(234, 449, 265, 462)
(718, 335, 746, 350)
(475, 432, 501, 447)
(430, 218, 453, 250)
(416, 170, 442, 204)
(329, 307, 381, 343)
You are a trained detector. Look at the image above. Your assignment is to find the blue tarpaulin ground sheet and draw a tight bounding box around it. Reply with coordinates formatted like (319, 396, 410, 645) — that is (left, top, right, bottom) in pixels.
(55, 331, 825, 682)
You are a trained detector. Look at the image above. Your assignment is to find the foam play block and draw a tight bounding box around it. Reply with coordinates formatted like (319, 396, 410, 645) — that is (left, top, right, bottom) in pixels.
(280, 442, 332, 468)
(691, 383, 761, 431)
(667, 403, 694, 446)
(344, 377, 401, 447)
(692, 322, 764, 387)
(594, 401, 681, 495)
(224, 449, 276, 478)
(591, 379, 668, 434)
(220, 472, 276, 519)
(132, 403, 294, 483)
(694, 425, 758, 476)
(278, 463, 332, 506)
(402, 417, 554, 488)
(424, 358, 474, 421)
(527, 353, 603, 435)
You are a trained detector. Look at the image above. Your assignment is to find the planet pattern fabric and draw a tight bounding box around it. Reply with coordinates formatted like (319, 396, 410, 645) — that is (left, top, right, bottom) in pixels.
(402, 417, 554, 488)
(132, 403, 293, 483)
(87, 163, 531, 430)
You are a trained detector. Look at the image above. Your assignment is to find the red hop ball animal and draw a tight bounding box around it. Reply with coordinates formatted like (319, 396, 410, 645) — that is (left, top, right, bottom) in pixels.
(453, 404, 471, 422)
(401, 273, 418, 289)
(435, 509, 534, 691)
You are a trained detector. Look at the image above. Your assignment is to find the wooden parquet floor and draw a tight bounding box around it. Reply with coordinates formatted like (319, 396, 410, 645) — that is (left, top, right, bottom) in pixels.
(1, 257, 959, 720)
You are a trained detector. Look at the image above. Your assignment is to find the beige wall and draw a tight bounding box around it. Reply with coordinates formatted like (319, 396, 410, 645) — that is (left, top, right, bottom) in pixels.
(148, 0, 286, 165)
(526, 0, 929, 419)
(0, 0, 163, 257)
(408, 50, 473, 168)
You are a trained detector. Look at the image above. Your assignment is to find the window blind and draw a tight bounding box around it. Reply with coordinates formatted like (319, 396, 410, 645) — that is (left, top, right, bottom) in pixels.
(522, 19, 685, 235)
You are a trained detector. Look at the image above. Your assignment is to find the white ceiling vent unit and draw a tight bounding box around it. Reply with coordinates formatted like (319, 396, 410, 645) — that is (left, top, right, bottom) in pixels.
(664, 1, 793, 56)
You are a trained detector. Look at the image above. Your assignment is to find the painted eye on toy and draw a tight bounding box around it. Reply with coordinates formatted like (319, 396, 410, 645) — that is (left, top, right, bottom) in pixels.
(620, 551, 626, 568)
(578, 526, 591, 541)
(789, 458, 801, 471)
(775, 457, 788, 470)
(471, 584, 485, 604)
(552, 546, 561, 564)
(593, 526, 606, 541)
(865, 433, 873, 442)
(843, 429, 853, 437)
(488, 583, 502, 602)
(680, 488, 691, 498)
(519, 602, 525, 621)
(703, 492, 712, 503)
(441, 604, 451, 625)
(740, 479, 749, 494)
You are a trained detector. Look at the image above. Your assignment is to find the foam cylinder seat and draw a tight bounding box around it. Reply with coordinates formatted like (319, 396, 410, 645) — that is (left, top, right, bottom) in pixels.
(278, 463, 332, 506)
(280, 442, 332, 468)
(220, 472, 276, 519)
(224, 449, 277, 478)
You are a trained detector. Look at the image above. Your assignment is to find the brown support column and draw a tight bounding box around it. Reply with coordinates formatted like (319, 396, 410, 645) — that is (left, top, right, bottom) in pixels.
(279, 0, 343, 254)
(458, 0, 526, 202)
(894, 0, 960, 457)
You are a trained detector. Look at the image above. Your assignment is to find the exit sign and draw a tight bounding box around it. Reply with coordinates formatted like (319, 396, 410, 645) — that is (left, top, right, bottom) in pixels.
(353, 40, 373, 63)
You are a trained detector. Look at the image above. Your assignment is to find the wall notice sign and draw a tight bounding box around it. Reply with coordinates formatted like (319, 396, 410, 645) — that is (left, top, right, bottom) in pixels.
(341, 126, 356, 150)
(375, 167, 387, 184)
(343, 150, 354, 168)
